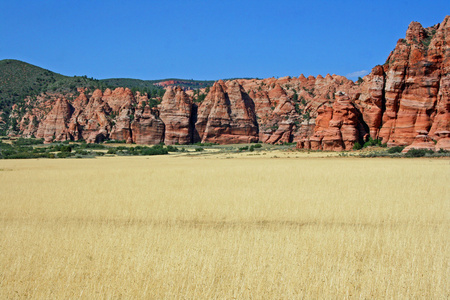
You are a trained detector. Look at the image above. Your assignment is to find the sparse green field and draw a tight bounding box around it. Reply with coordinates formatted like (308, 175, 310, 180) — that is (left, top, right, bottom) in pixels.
(0, 154, 448, 298)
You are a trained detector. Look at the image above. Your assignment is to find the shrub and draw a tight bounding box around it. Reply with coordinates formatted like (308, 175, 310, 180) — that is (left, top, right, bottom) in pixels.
(195, 147, 204, 152)
(13, 138, 44, 146)
(404, 148, 434, 157)
(57, 152, 73, 158)
(105, 140, 126, 144)
(60, 145, 72, 153)
(75, 149, 89, 155)
(387, 146, 404, 153)
(107, 148, 117, 154)
(82, 143, 105, 149)
(363, 137, 383, 148)
(140, 144, 169, 155)
(166, 145, 178, 152)
(353, 142, 362, 150)
(4, 152, 48, 159)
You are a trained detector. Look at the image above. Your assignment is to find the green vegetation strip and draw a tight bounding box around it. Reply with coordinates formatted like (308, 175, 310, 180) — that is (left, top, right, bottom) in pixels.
(1, 138, 448, 159)
(0, 138, 179, 159)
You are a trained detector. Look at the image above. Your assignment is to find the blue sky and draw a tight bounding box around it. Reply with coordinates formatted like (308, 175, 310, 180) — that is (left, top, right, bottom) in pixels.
(0, 1, 448, 80)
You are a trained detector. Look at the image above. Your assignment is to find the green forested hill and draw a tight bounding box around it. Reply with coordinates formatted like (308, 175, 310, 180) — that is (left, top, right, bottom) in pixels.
(0, 59, 102, 114)
(0, 59, 215, 115)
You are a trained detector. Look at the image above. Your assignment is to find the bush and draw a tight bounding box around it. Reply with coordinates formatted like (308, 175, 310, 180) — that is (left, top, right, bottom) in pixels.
(140, 144, 169, 155)
(195, 147, 204, 152)
(166, 145, 178, 152)
(13, 138, 44, 146)
(60, 145, 72, 153)
(75, 149, 89, 155)
(252, 143, 262, 148)
(57, 151, 73, 158)
(3, 151, 49, 159)
(387, 146, 404, 153)
(404, 148, 434, 157)
(353, 142, 362, 150)
(107, 148, 117, 154)
(363, 137, 383, 148)
(239, 146, 249, 151)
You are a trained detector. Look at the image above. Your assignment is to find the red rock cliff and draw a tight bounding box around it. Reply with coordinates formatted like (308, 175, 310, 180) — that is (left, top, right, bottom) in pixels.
(159, 86, 193, 145)
(8, 16, 450, 151)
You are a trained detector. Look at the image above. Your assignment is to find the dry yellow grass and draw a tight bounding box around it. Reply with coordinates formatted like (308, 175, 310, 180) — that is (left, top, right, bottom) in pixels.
(0, 153, 449, 298)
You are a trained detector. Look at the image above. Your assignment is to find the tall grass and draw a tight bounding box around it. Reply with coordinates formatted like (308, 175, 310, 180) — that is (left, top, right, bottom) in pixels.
(0, 155, 448, 298)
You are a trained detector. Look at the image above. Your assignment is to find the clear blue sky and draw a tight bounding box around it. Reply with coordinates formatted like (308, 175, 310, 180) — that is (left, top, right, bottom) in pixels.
(0, 1, 448, 80)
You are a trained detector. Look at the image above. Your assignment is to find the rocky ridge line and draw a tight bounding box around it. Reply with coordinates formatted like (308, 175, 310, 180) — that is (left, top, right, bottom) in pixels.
(6, 16, 450, 151)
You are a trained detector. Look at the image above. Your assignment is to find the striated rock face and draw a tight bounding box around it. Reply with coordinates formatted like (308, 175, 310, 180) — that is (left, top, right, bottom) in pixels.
(74, 90, 112, 143)
(258, 84, 297, 144)
(402, 131, 437, 153)
(35, 98, 73, 143)
(7, 16, 450, 150)
(131, 106, 165, 144)
(305, 92, 361, 151)
(356, 65, 385, 139)
(376, 16, 450, 146)
(104, 88, 135, 113)
(434, 131, 450, 151)
(300, 14, 449, 151)
(195, 80, 258, 144)
(109, 104, 133, 143)
(159, 86, 193, 144)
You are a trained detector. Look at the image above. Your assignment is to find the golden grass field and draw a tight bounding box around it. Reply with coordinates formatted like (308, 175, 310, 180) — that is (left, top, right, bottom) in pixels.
(0, 152, 449, 299)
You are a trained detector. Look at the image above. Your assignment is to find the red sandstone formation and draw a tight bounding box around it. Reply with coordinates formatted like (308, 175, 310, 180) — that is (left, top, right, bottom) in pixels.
(109, 102, 133, 142)
(103, 87, 135, 112)
(154, 80, 183, 88)
(377, 16, 450, 146)
(35, 98, 73, 143)
(304, 92, 360, 151)
(159, 86, 193, 144)
(435, 131, 450, 151)
(259, 84, 297, 144)
(195, 80, 258, 144)
(355, 65, 385, 139)
(75, 90, 112, 143)
(5, 16, 450, 150)
(131, 106, 165, 144)
(401, 131, 437, 153)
